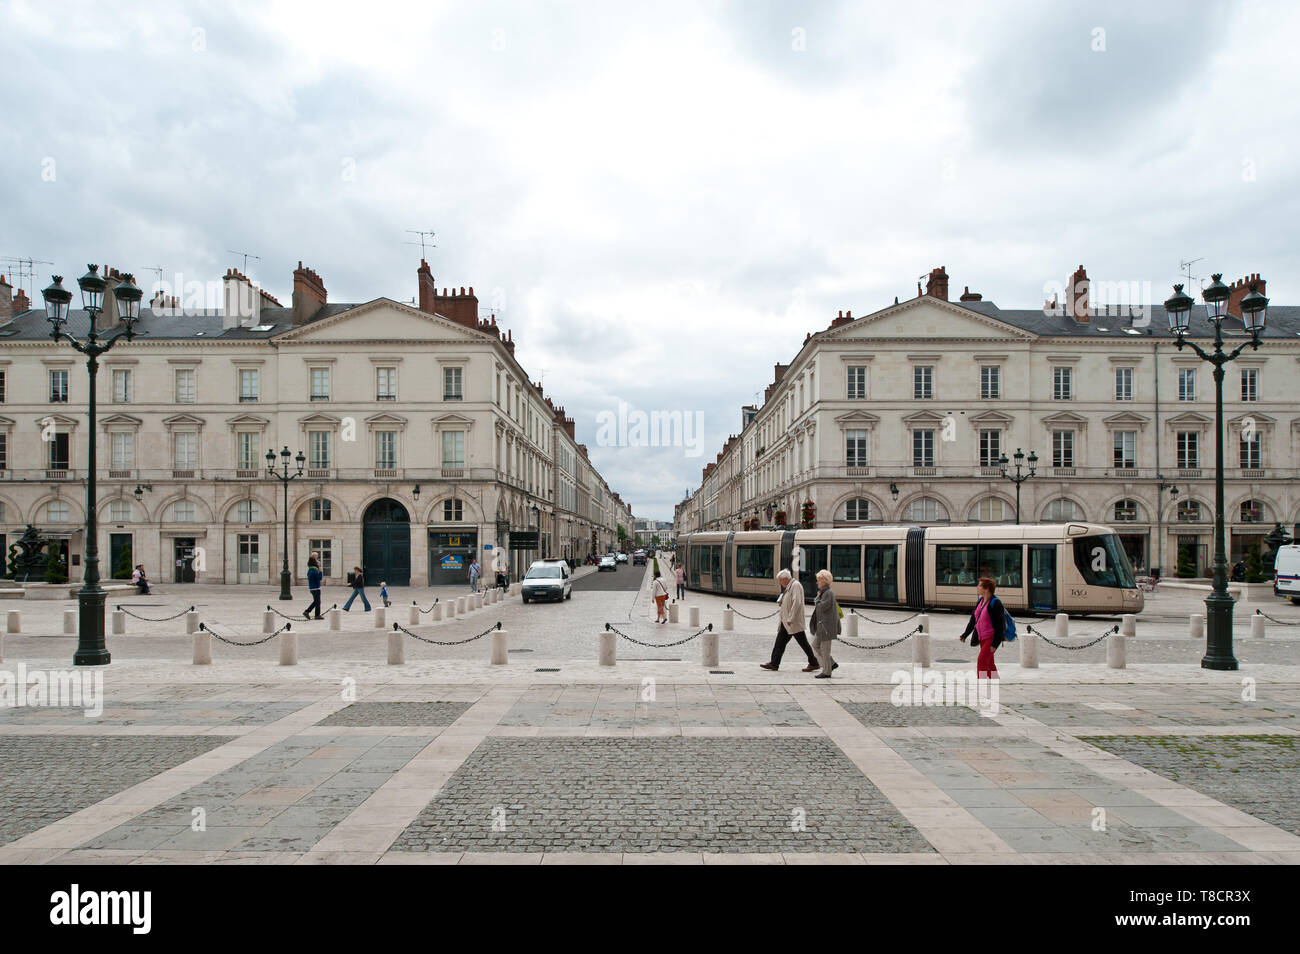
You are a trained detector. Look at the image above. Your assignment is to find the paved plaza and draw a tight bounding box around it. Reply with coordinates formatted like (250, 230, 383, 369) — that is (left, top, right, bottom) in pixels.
(2, 562, 1298, 864)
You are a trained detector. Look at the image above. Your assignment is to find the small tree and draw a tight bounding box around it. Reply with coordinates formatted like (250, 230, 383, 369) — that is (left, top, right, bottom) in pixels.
(1176, 549, 1196, 579)
(44, 557, 69, 584)
(112, 542, 134, 580)
(1244, 545, 1269, 584)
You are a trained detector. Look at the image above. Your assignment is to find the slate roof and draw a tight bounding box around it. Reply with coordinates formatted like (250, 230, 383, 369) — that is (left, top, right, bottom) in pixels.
(957, 300, 1300, 341)
(0, 302, 363, 341)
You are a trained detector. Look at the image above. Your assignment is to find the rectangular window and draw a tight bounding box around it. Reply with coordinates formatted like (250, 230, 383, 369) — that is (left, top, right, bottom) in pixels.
(309, 539, 333, 578)
(0, 433, 6, 471)
(1052, 366, 1072, 400)
(310, 367, 330, 401)
(442, 431, 465, 468)
(239, 369, 259, 402)
(1240, 436, 1262, 469)
(444, 367, 463, 401)
(49, 369, 68, 403)
(109, 500, 130, 522)
(310, 499, 332, 521)
(1052, 430, 1074, 468)
(937, 545, 1022, 587)
(376, 431, 397, 469)
(1241, 368, 1258, 402)
(1115, 367, 1133, 402)
(309, 432, 332, 469)
(237, 432, 260, 471)
(48, 433, 69, 469)
(173, 432, 197, 469)
(1113, 431, 1136, 469)
(112, 369, 132, 403)
(912, 429, 934, 467)
(110, 432, 134, 470)
(845, 429, 868, 467)
(735, 545, 775, 579)
(443, 498, 463, 521)
(829, 545, 861, 583)
(1178, 368, 1195, 402)
(1177, 431, 1199, 468)
(847, 366, 866, 400)
(980, 365, 1000, 400)
(377, 367, 397, 401)
(175, 368, 195, 403)
(913, 366, 933, 400)
(978, 429, 1001, 467)
(0, 369, 6, 403)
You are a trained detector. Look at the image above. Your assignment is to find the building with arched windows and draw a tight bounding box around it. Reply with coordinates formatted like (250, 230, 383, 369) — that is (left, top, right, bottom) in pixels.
(676, 265, 1299, 576)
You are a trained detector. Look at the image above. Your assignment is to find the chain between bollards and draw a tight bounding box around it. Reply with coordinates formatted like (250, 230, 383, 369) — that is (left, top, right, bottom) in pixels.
(605, 621, 713, 648)
(1025, 623, 1119, 651)
(117, 604, 195, 622)
(392, 619, 501, 645)
(199, 621, 290, 646)
(1254, 609, 1300, 626)
(850, 608, 928, 625)
(838, 625, 922, 650)
(412, 599, 440, 615)
(725, 603, 780, 621)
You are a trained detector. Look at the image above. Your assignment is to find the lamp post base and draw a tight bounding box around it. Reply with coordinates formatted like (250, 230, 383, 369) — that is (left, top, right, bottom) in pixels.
(1200, 592, 1239, 670)
(74, 586, 111, 667)
(279, 569, 292, 601)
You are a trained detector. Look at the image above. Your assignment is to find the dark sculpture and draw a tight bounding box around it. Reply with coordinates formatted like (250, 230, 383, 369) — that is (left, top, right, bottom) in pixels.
(6, 525, 51, 582)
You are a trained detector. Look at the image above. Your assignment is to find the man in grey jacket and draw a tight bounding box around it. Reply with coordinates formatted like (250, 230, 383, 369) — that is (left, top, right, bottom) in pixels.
(760, 570, 821, 672)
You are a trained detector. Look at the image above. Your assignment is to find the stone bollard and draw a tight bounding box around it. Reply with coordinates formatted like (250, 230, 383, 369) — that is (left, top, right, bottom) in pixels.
(63, 609, 76, 635)
(723, 607, 734, 631)
(1251, 612, 1265, 639)
(919, 613, 931, 635)
(445, 599, 456, 620)
(1054, 613, 1069, 640)
(1121, 614, 1136, 637)
(669, 602, 679, 624)
(844, 613, 859, 638)
(599, 626, 616, 666)
(432, 602, 443, 622)
(1189, 614, 1204, 640)
(510, 582, 521, 597)
(279, 628, 298, 666)
(912, 630, 932, 668)
(388, 627, 405, 665)
(374, 607, 386, 629)
(491, 626, 508, 665)
(475, 593, 484, 610)
(689, 606, 700, 628)
(193, 627, 212, 665)
(409, 604, 420, 627)
(112, 610, 126, 635)
(456, 597, 467, 616)
(1020, 630, 1039, 669)
(186, 610, 199, 635)
(329, 607, 342, 631)
(6, 611, 20, 635)
(1106, 630, 1126, 669)
(263, 609, 276, 635)
(702, 626, 719, 667)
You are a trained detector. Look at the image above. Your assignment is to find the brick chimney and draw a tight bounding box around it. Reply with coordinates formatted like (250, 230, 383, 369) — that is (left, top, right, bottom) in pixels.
(292, 261, 327, 326)
(0, 274, 11, 322)
(417, 259, 437, 314)
(13, 288, 29, 313)
(959, 285, 982, 302)
(222, 267, 259, 331)
(1067, 265, 1089, 322)
(1226, 273, 1265, 320)
(830, 309, 854, 328)
(97, 266, 123, 332)
(436, 285, 480, 330)
(925, 266, 949, 300)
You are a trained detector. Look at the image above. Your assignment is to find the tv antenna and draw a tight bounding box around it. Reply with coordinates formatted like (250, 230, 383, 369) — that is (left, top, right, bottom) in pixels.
(0, 255, 54, 300)
(1180, 257, 1204, 290)
(226, 249, 260, 275)
(144, 265, 164, 296)
(404, 229, 437, 259)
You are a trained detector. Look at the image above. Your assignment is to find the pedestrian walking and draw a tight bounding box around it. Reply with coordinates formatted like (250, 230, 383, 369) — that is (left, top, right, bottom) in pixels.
(674, 562, 686, 600)
(651, 570, 670, 623)
(760, 569, 820, 672)
(494, 551, 508, 590)
(469, 559, 481, 593)
(303, 553, 323, 620)
(809, 568, 840, 678)
(343, 566, 371, 612)
(959, 577, 1004, 679)
(380, 581, 391, 607)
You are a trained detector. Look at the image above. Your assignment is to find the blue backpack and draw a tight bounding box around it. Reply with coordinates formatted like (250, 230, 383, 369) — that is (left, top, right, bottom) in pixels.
(1003, 606, 1017, 642)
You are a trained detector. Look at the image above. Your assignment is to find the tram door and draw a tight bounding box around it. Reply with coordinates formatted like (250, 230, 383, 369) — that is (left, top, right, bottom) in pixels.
(1028, 545, 1056, 612)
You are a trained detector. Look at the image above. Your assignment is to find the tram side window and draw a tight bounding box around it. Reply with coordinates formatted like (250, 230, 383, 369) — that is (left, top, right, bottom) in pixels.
(979, 547, 1022, 588)
(830, 545, 861, 582)
(936, 546, 978, 585)
(1073, 535, 1134, 588)
(736, 545, 775, 579)
(689, 547, 702, 586)
(937, 545, 1022, 587)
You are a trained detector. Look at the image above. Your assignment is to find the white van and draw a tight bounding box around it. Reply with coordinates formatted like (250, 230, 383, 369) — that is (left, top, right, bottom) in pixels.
(1275, 545, 1300, 604)
(522, 559, 572, 603)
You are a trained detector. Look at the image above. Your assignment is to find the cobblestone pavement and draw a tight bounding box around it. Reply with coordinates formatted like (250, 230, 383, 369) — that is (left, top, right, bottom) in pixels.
(317, 702, 474, 726)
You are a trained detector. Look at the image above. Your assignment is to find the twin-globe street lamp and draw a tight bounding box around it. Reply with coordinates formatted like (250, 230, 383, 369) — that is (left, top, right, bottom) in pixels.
(266, 446, 306, 601)
(998, 448, 1038, 525)
(42, 266, 143, 667)
(1163, 274, 1269, 671)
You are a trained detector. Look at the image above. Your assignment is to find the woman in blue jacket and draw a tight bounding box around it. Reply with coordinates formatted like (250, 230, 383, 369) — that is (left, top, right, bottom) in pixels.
(303, 553, 323, 620)
(959, 577, 1005, 679)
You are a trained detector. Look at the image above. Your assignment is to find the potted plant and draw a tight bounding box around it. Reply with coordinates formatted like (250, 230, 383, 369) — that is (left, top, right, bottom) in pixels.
(800, 500, 816, 528)
(774, 510, 787, 527)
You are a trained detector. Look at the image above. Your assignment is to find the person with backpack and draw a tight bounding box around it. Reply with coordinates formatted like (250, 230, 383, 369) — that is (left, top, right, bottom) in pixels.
(809, 568, 840, 678)
(651, 570, 670, 623)
(303, 553, 323, 620)
(959, 577, 1005, 679)
(342, 566, 371, 612)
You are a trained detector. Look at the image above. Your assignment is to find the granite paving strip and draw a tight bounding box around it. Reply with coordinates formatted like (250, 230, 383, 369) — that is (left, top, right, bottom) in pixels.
(300, 686, 526, 859)
(790, 688, 1015, 859)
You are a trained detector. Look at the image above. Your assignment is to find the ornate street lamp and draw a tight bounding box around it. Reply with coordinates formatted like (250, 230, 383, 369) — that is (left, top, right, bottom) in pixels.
(998, 448, 1038, 525)
(266, 446, 306, 600)
(43, 267, 143, 666)
(1164, 275, 1268, 670)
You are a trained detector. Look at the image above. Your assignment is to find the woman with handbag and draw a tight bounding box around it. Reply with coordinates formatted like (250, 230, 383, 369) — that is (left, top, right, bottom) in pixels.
(651, 570, 670, 623)
(959, 577, 1005, 679)
(809, 568, 841, 679)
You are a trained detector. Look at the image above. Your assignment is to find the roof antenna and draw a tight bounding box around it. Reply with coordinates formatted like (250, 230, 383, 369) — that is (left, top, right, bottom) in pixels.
(405, 229, 437, 259)
(226, 249, 260, 275)
(1180, 257, 1204, 292)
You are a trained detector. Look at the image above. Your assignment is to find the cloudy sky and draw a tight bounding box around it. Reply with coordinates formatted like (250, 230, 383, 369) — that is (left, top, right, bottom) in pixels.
(4, 0, 1298, 520)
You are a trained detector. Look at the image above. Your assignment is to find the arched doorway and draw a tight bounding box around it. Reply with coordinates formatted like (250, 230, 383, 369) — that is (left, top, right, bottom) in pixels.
(362, 498, 410, 586)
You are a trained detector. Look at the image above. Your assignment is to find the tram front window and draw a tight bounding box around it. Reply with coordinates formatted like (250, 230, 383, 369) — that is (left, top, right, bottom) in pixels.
(1073, 535, 1136, 588)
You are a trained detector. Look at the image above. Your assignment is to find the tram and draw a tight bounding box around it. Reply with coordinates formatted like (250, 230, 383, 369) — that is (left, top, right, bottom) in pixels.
(678, 523, 1143, 615)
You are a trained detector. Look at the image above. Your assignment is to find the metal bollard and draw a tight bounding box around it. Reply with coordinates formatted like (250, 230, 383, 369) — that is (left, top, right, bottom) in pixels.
(599, 626, 616, 666)
(1189, 614, 1204, 640)
(919, 613, 930, 635)
(669, 602, 679, 624)
(1121, 613, 1136, 637)
(193, 627, 212, 665)
(263, 609, 276, 635)
(329, 607, 342, 631)
(912, 630, 932, 668)
(1106, 631, 1126, 669)
(409, 604, 420, 627)
(186, 610, 199, 635)
(1251, 612, 1265, 639)
(844, 613, 858, 638)
(374, 607, 386, 629)
(689, 606, 700, 628)
(1020, 630, 1039, 669)
(702, 626, 719, 667)
(279, 628, 298, 666)
(1054, 613, 1070, 640)
(112, 609, 126, 635)
(6, 611, 20, 635)
(723, 607, 734, 631)
(491, 626, 508, 665)
(388, 628, 405, 665)
(63, 609, 76, 635)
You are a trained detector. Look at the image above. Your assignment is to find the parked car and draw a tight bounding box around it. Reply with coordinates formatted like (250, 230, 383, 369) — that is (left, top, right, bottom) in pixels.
(598, 554, 617, 572)
(616, 552, 629, 564)
(522, 559, 572, 603)
(1274, 545, 1300, 604)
